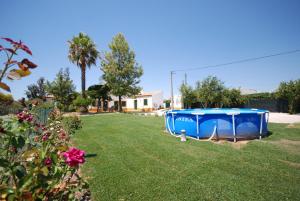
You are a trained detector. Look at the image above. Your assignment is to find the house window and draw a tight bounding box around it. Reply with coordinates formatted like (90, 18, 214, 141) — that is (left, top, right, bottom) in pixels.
(144, 99, 148, 106)
(122, 101, 126, 107)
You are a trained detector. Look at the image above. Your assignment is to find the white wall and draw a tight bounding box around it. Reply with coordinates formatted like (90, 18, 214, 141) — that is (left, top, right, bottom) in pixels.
(108, 91, 163, 110)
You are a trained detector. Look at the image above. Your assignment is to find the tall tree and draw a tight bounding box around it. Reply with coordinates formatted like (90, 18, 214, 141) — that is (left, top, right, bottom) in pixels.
(25, 77, 47, 100)
(87, 84, 111, 112)
(68, 33, 98, 97)
(46, 68, 76, 111)
(101, 33, 143, 112)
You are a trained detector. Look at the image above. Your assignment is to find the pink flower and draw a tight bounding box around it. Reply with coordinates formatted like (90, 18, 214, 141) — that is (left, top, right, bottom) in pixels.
(44, 157, 52, 167)
(62, 147, 85, 167)
(42, 133, 50, 141)
(17, 111, 33, 123)
(59, 129, 67, 140)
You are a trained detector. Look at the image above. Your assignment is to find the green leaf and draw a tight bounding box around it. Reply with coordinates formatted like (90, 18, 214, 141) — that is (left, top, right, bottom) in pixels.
(0, 158, 9, 168)
(14, 165, 26, 179)
(40, 166, 49, 176)
(17, 136, 25, 148)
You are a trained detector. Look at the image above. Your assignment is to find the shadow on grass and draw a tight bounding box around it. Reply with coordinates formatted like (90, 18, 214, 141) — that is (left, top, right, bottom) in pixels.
(265, 130, 273, 138)
(85, 153, 97, 158)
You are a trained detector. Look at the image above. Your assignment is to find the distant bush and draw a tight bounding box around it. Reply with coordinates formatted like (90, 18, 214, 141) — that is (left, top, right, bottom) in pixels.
(276, 79, 300, 114)
(32, 101, 54, 111)
(73, 96, 92, 113)
(0, 92, 13, 105)
(180, 76, 244, 108)
(0, 93, 24, 115)
(67, 104, 76, 112)
(243, 92, 276, 100)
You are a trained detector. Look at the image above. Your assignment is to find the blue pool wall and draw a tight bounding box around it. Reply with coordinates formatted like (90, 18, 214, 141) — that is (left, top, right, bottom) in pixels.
(165, 108, 269, 139)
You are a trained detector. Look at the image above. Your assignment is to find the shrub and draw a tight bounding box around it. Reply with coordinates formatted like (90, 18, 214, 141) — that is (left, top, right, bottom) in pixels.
(62, 116, 82, 136)
(73, 96, 92, 112)
(0, 93, 23, 115)
(32, 101, 54, 111)
(73, 96, 92, 108)
(180, 76, 244, 108)
(0, 92, 14, 105)
(0, 110, 89, 200)
(276, 79, 300, 114)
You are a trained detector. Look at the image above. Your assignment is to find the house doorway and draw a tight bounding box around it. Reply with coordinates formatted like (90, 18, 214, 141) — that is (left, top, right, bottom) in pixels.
(134, 100, 137, 110)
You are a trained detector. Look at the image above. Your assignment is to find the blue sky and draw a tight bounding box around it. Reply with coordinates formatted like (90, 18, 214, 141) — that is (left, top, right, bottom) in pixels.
(1, 0, 300, 99)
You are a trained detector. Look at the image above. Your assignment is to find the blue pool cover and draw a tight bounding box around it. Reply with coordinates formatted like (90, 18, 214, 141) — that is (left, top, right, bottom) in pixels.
(165, 108, 269, 141)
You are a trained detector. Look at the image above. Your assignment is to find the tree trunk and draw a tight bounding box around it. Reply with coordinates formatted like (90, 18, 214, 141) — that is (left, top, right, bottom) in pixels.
(81, 65, 86, 98)
(97, 98, 100, 113)
(118, 96, 122, 112)
(102, 98, 105, 112)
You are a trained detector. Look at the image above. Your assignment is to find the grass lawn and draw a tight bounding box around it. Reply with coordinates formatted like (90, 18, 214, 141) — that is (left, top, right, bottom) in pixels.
(73, 114, 300, 201)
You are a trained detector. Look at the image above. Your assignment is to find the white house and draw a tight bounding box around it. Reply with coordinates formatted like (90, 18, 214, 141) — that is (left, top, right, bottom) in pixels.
(110, 90, 164, 112)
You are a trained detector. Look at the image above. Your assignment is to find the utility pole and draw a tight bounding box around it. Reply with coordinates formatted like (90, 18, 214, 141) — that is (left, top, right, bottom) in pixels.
(184, 73, 187, 85)
(170, 71, 175, 110)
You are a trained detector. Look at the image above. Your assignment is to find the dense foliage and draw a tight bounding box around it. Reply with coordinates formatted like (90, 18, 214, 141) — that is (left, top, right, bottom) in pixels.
(87, 84, 111, 112)
(0, 93, 23, 115)
(46, 68, 77, 112)
(62, 116, 83, 136)
(195, 76, 225, 108)
(0, 92, 14, 105)
(72, 96, 92, 113)
(101, 33, 143, 112)
(25, 77, 47, 101)
(180, 76, 244, 108)
(179, 84, 196, 108)
(68, 33, 99, 98)
(276, 79, 300, 114)
(0, 110, 88, 200)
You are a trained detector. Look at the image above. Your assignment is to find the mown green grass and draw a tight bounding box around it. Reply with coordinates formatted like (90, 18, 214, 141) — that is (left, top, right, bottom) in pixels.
(73, 114, 300, 201)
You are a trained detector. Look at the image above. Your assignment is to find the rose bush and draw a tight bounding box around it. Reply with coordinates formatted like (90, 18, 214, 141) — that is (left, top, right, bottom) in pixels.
(0, 110, 89, 200)
(0, 37, 90, 200)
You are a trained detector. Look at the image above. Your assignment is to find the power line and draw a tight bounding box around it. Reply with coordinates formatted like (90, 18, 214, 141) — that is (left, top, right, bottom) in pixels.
(172, 49, 300, 72)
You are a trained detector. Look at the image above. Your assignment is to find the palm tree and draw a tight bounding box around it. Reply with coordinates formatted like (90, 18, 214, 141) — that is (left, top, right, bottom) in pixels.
(68, 33, 98, 98)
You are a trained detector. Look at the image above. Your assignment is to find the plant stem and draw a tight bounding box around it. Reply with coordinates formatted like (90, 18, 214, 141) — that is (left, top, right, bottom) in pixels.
(0, 47, 18, 83)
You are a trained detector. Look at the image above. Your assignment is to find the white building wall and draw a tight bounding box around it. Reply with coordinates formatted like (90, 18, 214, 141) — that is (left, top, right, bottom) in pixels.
(137, 96, 152, 109)
(108, 91, 163, 111)
(126, 98, 135, 109)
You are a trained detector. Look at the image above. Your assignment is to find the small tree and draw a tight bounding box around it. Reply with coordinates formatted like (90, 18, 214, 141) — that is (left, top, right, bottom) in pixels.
(72, 95, 92, 113)
(101, 33, 143, 112)
(276, 79, 300, 114)
(87, 84, 111, 112)
(179, 83, 197, 109)
(46, 68, 76, 111)
(222, 88, 244, 108)
(25, 77, 47, 100)
(195, 76, 225, 108)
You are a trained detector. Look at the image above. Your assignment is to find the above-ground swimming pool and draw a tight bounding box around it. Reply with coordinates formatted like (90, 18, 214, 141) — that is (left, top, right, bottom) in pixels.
(165, 108, 269, 141)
